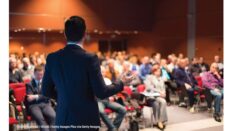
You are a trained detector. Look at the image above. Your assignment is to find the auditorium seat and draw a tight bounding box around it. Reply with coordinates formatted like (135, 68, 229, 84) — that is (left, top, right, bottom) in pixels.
(194, 76, 206, 112)
(123, 86, 133, 96)
(9, 117, 18, 131)
(23, 79, 31, 84)
(9, 83, 25, 90)
(10, 83, 34, 128)
(137, 84, 145, 93)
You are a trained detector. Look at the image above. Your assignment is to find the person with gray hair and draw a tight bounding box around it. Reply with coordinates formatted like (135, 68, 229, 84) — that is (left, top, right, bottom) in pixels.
(9, 57, 23, 83)
(21, 57, 35, 81)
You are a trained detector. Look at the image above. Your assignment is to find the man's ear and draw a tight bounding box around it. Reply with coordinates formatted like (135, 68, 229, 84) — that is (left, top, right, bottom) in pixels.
(81, 33, 86, 42)
(63, 31, 67, 40)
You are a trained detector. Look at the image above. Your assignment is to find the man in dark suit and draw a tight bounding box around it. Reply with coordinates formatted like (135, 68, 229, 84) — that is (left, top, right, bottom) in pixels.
(174, 59, 197, 113)
(42, 16, 133, 131)
(26, 65, 56, 131)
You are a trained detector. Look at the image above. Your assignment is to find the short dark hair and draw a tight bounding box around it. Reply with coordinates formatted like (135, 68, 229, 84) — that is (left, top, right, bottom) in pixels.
(64, 16, 86, 42)
(34, 65, 44, 72)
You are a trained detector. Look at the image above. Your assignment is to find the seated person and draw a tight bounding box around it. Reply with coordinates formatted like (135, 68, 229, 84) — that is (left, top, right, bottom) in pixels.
(120, 61, 141, 89)
(202, 63, 223, 122)
(144, 64, 168, 130)
(9, 57, 23, 83)
(98, 66, 126, 131)
(160, 59, 177, 105)
(198, 57, 210, 73)
(188, 57, 202, 77)
(214, 55, 223, 70)
(20, 57, 35, 81)
(129, 55, 140, 75)
(174, 59, 197, 113)
(25, 65, 56, 131)
(139, 56, 152, 81)
(106, 59, 120, 83)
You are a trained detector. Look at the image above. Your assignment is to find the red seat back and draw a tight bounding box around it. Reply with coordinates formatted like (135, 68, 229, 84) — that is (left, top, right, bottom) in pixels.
(11, 85, 26, 104)
(9, 117, 18, 125)
(23, 79, 31, 84)
(9, 83, 25, 90)
(195, 76, 203, 87)
(123, 86, 132, 96)
(137, 84, 145, 93)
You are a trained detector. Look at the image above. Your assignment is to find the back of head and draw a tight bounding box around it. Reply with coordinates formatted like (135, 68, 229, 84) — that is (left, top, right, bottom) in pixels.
(34, 65, 44, 73)
(64, 16, 86, 42)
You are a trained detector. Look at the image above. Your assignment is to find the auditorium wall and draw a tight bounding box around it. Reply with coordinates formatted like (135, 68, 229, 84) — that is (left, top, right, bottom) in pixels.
(127, 0, 188, 58)
(9, 34, 99, 55)
(10, 0, 223, 64)
(195, 0, 223, 63)
(127, 0, 223, 64)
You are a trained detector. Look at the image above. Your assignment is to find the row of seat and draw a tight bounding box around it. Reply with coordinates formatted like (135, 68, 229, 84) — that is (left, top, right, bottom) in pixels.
(9, 76, 212, 130)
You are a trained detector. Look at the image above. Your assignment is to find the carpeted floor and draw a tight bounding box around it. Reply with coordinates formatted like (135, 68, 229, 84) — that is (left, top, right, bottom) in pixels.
(15, 104, 223, 131)
(140, 105, 223, 131)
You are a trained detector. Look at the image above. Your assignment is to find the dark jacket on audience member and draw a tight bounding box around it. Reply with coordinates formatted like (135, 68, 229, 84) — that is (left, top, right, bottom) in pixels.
(42, 44, 124, 128)
(200, 62, 210, 72)
(189, 64, 202, 76)
(26, 79, 50, 106)
(9, 69, 23, 83)
(174, 67, 198, 87)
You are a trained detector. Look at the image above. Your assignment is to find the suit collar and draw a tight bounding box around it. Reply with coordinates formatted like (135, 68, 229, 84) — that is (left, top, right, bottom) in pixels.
(31, 79, 37, 87)
(64, 44, 85, 52)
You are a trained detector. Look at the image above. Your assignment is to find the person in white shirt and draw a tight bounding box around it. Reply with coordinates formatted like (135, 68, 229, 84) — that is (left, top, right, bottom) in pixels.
(214, 55, 223, 70)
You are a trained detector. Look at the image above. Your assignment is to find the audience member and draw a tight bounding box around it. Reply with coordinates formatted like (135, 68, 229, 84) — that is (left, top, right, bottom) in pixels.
(202, 63, 223, 122)
(174, 59, 197, 113)
(9, 57, 23, 83)
(21, 57, 35, 81)
(199, 57, 210, 73)
(139, 56, 152, 81)
(98, 66, 126, 131)
(214, 55, 223, 70)
(25, 65, 56, 131)
(144, 65, 168, 129)
(189, 57, 202, 77)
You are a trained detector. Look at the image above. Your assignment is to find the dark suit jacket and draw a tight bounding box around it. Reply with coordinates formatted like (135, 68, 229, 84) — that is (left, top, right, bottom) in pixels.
(42, 44, 124, 129)
(9, 69, 23, 83)
(174, 67, 197, 87)
(26, 79, 49, 106)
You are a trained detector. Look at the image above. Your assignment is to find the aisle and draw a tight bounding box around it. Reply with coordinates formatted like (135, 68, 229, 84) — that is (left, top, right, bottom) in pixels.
(141, 105, 223, 131)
